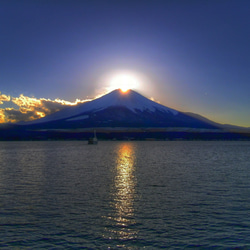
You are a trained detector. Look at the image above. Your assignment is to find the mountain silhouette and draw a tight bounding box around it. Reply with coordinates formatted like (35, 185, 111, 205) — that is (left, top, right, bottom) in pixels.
(24, 89, 218, 130)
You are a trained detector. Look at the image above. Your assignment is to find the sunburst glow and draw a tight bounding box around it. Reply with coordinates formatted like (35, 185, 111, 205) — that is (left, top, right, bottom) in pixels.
(109, 73, 139, 93)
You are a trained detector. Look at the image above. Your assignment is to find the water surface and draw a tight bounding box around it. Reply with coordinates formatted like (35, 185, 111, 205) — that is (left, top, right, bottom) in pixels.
(0, 141, 249, 249)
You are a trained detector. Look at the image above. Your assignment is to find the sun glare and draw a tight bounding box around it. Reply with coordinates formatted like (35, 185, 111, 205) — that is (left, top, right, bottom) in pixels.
(109, 73, 139, 93)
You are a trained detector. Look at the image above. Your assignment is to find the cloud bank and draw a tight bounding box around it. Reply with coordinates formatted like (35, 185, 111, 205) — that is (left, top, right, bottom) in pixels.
(0, 93, 89, 123)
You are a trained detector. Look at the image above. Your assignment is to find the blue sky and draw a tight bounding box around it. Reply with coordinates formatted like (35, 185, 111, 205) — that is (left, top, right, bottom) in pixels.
(0, 0, 250, 126)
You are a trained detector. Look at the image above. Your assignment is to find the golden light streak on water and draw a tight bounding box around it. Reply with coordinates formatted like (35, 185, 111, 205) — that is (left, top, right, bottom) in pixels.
(106, 143, 138, 244)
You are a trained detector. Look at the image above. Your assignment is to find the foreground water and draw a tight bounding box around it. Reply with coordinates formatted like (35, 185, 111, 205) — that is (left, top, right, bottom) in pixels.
(0, 141, 249, 249)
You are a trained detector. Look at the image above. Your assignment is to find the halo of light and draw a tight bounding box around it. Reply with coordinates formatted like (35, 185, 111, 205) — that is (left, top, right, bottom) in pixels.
(109, 73, 139, 93)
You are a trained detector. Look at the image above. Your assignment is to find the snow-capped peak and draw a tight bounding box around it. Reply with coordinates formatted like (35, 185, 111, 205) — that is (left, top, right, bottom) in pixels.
(90, 89, 178, 114)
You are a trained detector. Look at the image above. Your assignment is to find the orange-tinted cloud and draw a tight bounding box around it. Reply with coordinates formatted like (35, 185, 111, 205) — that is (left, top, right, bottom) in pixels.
(0, 93, 11, 104)
(0, 109, 6, 123)
(0, 94, 90, 123)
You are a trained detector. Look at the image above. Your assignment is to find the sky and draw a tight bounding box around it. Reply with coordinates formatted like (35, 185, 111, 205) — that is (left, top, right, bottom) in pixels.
(0, 0, 250, 126)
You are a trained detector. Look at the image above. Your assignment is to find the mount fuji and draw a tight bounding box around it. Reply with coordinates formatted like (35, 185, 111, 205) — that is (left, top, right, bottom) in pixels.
(24, 89, 218, 130)
(2, 89, 249, 140)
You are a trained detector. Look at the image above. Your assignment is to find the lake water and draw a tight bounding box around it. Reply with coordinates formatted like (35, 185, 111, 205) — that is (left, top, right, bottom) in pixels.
(0, 141, 249, 249)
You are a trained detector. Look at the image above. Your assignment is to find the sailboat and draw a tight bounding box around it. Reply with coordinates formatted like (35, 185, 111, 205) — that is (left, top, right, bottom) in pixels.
(88, 130, 98, 144)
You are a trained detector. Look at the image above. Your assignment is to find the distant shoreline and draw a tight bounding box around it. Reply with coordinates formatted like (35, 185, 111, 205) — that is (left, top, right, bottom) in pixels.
(0, 126, 249, 141)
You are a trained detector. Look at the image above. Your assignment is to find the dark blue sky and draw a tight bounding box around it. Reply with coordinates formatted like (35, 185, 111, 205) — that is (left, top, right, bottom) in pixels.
(1, 0, 250, 126)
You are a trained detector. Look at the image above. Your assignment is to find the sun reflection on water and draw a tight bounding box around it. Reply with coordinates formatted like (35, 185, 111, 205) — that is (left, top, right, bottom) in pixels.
(106, 143, 138, 243)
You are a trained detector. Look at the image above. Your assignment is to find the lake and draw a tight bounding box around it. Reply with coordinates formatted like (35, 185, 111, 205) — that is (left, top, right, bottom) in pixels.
(0, 141, 249, 249)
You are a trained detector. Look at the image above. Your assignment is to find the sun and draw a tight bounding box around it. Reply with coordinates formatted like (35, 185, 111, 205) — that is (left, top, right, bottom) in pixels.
(109, 73, 139, 93)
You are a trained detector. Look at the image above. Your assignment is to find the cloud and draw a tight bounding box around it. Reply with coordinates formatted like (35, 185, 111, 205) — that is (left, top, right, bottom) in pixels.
(0, 94, 90, 123)
(0, 93, 11, 104)
(0, 109, 6, 123)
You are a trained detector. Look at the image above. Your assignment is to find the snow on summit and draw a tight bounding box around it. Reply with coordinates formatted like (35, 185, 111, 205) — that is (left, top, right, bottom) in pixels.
(84, 89, 178, 114)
